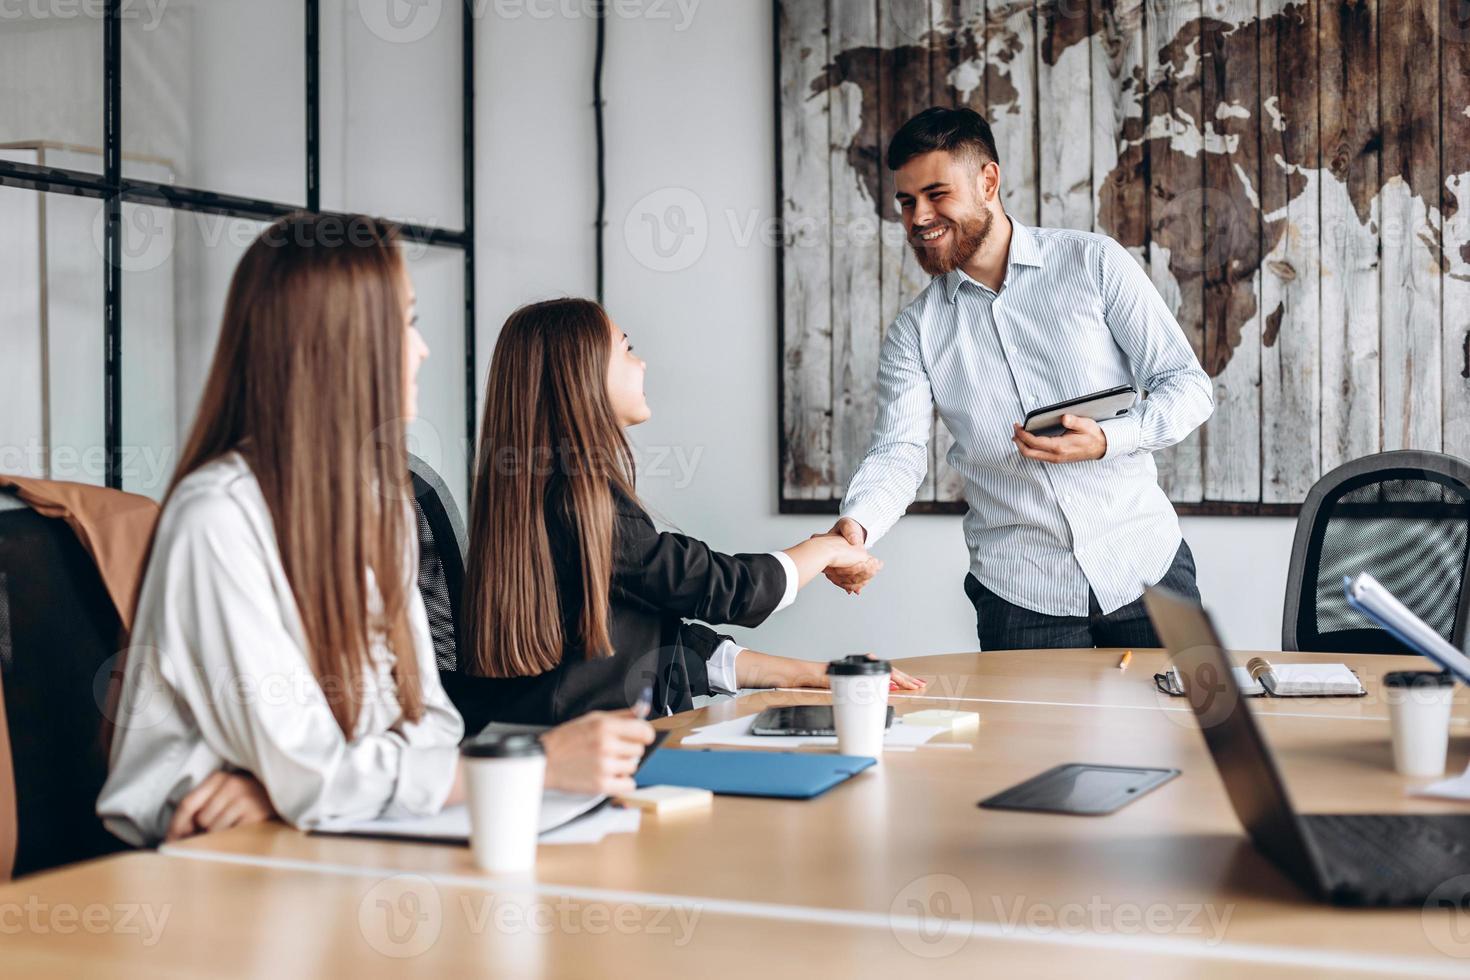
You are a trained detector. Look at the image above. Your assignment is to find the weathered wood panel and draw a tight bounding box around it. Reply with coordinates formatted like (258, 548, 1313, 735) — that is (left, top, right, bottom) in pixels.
(1259, 0, 1322, 502)
(1199, 1, 1262, 501)
(829, 0, 884, 498)
(778, 0, 834, 501)
(1039, 0, 1095, 230)
(1379, 0, 1442, 452)
(1318, 0, 1380, 473)
(1144, 0, 1205, 501)
(930, 0, 977, 503)
(1445, 0, 1470, 459)
(987, 0, 1041, 225)
(1091, 0, 1148, 267)
(779, 1, 1466, 515)
(877, 0, 939, 500)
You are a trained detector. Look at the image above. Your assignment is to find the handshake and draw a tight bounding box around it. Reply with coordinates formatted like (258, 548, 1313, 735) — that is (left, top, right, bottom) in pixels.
(809, 517, 882, 596)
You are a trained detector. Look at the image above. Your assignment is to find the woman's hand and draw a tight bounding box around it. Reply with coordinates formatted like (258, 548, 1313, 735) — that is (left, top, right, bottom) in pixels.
(165, 771, 277, 842)
(821, 518, 881, 594)
(540, 710, 656, 796)
(782, 534, 882, 592)
(736, 651, 927, 692)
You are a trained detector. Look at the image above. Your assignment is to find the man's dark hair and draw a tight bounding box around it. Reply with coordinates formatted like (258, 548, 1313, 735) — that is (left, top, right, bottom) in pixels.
(885, 106, 1000, 172)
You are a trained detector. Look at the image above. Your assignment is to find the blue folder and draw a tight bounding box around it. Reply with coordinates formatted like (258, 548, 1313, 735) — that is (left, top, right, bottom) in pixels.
(634, 749, 877, 799)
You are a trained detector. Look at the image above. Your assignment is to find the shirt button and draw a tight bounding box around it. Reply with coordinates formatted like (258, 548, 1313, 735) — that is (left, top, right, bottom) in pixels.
(1008, 345, 1018, 355)
(1064, 495, 1074, 504)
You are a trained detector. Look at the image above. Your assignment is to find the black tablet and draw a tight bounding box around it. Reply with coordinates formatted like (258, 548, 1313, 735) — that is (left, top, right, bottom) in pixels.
(750, 705, 895, 737)
(978, 763, 1179, 816)
(1022, 384, 1138, 436)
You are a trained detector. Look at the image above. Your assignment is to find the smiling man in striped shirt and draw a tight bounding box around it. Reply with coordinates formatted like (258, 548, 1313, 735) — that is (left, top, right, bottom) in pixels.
(824, 106, 1214, 651)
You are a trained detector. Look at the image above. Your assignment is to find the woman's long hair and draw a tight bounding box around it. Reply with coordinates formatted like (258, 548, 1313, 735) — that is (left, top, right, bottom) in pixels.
(163, 212, 425, 735)
(464, 299, 636, 677)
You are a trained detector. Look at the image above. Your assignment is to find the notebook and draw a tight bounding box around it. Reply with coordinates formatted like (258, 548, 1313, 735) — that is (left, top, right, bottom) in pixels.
(633, 748, 876, 799)
(1156, 658, 1365, 698)
(312, 790, 606, 844)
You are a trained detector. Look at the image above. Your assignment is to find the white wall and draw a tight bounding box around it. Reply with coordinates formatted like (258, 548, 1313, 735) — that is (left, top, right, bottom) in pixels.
(475, 2, 1297, 658)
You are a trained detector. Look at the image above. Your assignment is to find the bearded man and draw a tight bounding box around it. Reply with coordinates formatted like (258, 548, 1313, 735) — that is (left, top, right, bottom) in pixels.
(822, 106, 1214, 651)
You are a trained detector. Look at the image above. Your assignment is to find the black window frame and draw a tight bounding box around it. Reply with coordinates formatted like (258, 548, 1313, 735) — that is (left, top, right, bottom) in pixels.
(0, 0, 477, 499)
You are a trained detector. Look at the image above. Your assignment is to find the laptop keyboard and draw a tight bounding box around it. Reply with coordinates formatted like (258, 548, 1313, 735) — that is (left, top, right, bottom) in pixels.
(1302, 813, 1470, 906)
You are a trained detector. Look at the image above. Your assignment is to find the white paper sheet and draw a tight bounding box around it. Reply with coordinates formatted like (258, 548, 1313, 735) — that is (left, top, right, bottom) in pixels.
(1415, 766, 1470, 801)
(313, 789, 611, 843)
(678, 713, 946, 749)
(539, 806, 641, 844)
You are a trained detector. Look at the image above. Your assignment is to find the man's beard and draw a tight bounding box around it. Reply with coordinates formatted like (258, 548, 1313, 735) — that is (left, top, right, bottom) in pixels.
(908, 206, 994, 277)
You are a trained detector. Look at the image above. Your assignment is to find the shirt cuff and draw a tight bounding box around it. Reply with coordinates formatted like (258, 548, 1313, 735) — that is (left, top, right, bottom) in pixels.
(768, 551, 799, 613)
(1099, 413, 1142, 459)
(707, 639, 743, 695)
(837, 507, 885, 547)
(384, 744, 460, 820)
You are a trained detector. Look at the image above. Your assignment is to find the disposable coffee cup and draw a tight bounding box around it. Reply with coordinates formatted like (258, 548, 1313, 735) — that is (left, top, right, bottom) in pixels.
(1383, 671, 1455, 777)
(461, 733, 546, 873)
(828, 655, 892, 760)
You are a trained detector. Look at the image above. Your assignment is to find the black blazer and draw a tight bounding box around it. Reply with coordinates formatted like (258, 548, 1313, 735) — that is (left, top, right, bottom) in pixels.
(443, 482, 787, 731)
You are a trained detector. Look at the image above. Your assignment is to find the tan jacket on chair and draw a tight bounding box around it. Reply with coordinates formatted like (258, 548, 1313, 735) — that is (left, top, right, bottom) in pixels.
(0, 475, 160, 880)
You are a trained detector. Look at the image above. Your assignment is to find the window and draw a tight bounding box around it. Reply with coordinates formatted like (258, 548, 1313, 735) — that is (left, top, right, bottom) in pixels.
(0, 2, 476, 502)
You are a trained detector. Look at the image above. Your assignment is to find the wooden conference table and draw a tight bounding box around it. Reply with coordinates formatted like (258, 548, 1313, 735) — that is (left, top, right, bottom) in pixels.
(3, 649, 1470, 978)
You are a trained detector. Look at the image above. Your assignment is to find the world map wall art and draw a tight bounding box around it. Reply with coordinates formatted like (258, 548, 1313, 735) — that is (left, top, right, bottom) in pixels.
(776, 0, 1470, 515)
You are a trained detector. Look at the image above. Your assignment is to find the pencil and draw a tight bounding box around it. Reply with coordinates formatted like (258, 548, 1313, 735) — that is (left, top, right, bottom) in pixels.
(1116, 650, 1132, 671)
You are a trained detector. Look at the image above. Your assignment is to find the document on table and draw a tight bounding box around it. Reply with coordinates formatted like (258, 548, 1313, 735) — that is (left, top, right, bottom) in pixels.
(1415, 765, 1470, 802)
(313, 790, 639, 845)
(679, 713, 948, 749)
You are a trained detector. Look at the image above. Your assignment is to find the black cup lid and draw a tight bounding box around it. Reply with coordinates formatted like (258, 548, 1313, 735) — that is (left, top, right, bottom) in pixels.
(1383, 670, 1455, 689)
(827, 654, 892, 676)
(461, 733, 545, 758)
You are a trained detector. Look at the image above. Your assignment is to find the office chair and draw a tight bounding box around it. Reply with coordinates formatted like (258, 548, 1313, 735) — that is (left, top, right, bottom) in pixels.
(1281, 451, 1470, 654)
(408, 454, 468, 672)
(0, 492, 130, 878)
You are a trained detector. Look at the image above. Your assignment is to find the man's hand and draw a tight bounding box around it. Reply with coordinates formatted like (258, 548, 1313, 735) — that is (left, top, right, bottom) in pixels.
(1013, 415, 1108, 463)
(820, 518, 880, 594)
(165, 771, 276, 842)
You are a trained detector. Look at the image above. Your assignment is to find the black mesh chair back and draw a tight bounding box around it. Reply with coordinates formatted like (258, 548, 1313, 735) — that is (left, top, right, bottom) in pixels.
(0, 494, 129, 876)
(408, 455, 468, 672)
(1282, 451, 1470, 654)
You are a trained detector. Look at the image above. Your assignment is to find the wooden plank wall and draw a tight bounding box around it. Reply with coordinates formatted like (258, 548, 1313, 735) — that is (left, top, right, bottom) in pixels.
(780, 0, 1470, 514)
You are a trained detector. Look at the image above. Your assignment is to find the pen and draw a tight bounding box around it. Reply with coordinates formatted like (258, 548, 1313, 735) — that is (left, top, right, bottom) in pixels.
(633, 684, 654, 720)
(1117, 650, 1132, 672)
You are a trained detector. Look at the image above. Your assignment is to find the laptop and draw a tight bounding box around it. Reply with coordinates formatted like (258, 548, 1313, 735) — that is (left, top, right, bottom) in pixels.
(1145, 586, 1470, 907)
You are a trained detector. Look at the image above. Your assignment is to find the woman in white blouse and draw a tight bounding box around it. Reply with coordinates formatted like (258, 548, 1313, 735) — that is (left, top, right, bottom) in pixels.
(98, 213, 655, 847)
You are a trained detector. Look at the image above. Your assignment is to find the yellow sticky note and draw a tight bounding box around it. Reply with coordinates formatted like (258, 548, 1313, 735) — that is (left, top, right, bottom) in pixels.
(903, 709, 980, 733)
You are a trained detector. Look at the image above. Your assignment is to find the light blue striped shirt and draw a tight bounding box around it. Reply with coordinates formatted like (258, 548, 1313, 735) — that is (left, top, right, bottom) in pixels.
(840, 219, 1214, 617)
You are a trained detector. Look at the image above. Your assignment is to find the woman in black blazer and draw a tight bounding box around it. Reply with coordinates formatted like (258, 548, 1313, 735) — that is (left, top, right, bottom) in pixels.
(446, 299, 923, 731)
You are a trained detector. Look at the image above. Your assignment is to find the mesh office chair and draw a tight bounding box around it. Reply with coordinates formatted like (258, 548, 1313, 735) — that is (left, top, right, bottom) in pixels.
(0, 492, 130, 878)
(1281, 451, 1470, 654)
(408, 455, 468, 672)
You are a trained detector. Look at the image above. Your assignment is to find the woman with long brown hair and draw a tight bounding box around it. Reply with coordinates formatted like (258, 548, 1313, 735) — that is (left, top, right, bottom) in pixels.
(98, 216, 652, 846)
(449, 299, 924, 730)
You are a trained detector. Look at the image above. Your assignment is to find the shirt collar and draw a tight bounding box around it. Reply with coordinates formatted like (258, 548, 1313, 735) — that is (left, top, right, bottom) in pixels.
(943, 216, 1043, 303)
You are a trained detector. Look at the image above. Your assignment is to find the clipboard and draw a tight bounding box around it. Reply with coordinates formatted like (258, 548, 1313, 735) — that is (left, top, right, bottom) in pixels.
(634, 749, 876, 799)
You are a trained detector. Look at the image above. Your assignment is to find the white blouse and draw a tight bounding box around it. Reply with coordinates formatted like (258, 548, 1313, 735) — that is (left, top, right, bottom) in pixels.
(97, 452, 464, 846)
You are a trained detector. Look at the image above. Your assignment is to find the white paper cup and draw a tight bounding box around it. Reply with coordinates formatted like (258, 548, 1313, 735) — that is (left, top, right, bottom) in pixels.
(1384, 671, 1455, 777)
(828, 655, 891, 760)
(462, 734, 546, 873)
